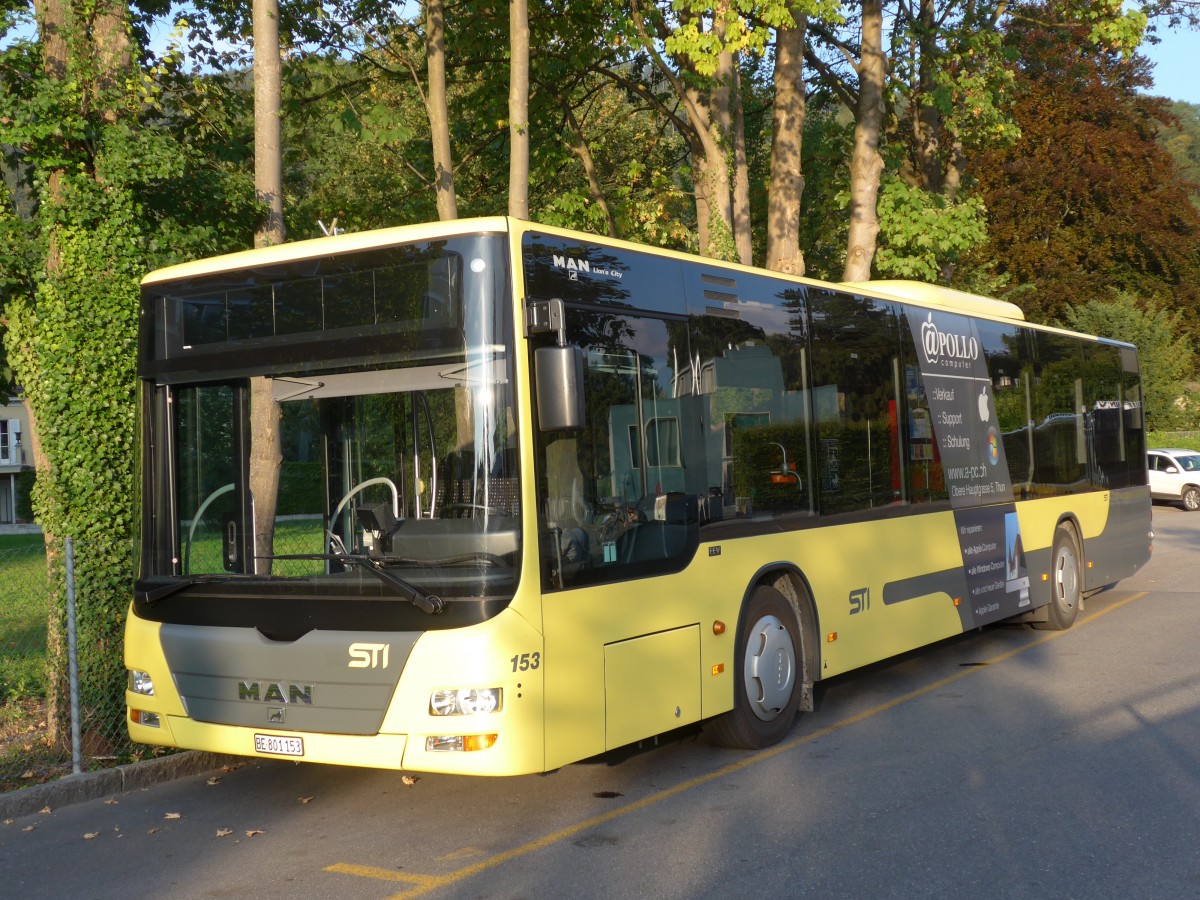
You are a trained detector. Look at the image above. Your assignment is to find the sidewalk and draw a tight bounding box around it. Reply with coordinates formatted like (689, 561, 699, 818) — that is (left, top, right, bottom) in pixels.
(0, 751, 237, 821)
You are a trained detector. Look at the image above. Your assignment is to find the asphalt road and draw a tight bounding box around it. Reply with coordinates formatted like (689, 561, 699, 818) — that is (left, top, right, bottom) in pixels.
(2, 503, 1198, 899)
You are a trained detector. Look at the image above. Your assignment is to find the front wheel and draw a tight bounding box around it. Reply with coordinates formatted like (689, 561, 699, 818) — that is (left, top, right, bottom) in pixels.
(1182, 486, 1200, 511)
(1034, 525, 1081, 631)
(706, 585, 803, 749)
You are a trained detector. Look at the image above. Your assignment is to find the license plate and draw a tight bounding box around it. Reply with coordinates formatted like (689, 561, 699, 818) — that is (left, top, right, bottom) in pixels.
(254, 733, 304, 757)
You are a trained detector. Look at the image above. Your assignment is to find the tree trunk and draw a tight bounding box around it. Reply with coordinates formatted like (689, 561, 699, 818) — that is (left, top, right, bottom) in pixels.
(91, 0, 132, 125)
(731, 66, 752, 266)
(253, 0, 285, 247)
(688, 78, 735, 261)
(426, 0, 458, 220)
(561, 102, 618, 237)
(624, 0, 736, 259)
(692, 133, 713, 258)
(508, 0, 530, 218)
(912, 0, 943, 195)
(26, 0, 135, 746)
(249, 377, 282, 575)
(766, 9, 807, 276)
(843, 0, 887, 282)
(703, 16, 737, 262)
(251, 0, 284, 572)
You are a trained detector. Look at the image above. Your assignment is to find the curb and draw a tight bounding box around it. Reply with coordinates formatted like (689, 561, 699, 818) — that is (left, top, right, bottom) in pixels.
(0, 751, 239, 821)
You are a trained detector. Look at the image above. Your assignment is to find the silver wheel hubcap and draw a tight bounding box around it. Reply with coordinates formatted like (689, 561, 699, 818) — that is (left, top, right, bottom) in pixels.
(1054, 542, 1078, 610)
(742, 614, 796, 721)
(1184, 489, 1199, 511)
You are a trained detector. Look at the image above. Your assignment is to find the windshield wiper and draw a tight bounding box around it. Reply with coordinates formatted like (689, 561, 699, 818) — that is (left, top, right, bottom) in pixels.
(135, 573, 272, 605)
(266, 554, 446, 614)
(381, 551, 510, 569)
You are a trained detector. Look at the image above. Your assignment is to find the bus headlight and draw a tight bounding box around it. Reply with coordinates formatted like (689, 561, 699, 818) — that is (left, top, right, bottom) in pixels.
(426, 734, 498, 752)
(429, 687, 502, 716)
(130, 709, 160, 727)
(129, 669, 155, 696)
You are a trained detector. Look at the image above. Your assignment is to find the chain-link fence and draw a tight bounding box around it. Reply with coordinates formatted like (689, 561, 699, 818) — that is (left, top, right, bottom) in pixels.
(1, 534, 147, 793)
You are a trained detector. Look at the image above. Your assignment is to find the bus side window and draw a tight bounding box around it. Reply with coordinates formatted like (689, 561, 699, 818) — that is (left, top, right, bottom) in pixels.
(686, 275, 813, 524)
(534, 313, 699, 590)
(809, 291, 904, 515)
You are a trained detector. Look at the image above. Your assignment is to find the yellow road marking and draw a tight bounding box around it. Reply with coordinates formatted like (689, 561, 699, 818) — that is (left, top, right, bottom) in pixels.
(328, 591, 1148, 899)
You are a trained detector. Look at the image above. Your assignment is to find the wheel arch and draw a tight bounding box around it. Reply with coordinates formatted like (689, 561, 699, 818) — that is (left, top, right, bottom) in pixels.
(743, 562, 819, 711)
(1053, 512, 1085, 572)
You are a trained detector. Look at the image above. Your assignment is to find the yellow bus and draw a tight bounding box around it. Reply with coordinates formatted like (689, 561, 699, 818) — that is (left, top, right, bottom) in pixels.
(126, 218, 1151, 774)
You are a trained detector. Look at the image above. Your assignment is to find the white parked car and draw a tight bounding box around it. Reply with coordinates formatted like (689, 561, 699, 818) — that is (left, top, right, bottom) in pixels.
(1147, 448, 1200, 511)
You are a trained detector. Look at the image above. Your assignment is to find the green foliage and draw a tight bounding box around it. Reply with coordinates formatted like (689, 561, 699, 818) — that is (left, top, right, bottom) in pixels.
(1147, 431, 1200, 452)
(277, 462, 323, 516)
(874, 178, 988, 281)
(15, 469, 35, 520)
(891, 20, 1022, 170)
(797, 101, 853, 281)
(1071, 0, 1148, 54)
(664, 1, 825, 76)
(4, 160, 141, 742)
(0, 4, 246, 756)
(1062, 293, 1197, 430)
(730, 422, 808, 511)
(1157, 101, 1200, 213)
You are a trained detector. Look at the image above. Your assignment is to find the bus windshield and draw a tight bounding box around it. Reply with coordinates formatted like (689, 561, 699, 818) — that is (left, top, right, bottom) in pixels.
(137, 233, 520, 609)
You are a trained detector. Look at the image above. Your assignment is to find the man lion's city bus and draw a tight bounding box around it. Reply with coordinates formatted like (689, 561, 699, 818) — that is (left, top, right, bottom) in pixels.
(126, 217, 1151, 775)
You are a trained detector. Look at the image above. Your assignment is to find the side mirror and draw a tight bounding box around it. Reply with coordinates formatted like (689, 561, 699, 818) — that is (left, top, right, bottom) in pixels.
(535, 346, 585, 432)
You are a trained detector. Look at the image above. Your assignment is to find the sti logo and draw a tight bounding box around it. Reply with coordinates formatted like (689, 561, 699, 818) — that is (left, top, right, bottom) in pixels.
(348, 642, 390, 669)
(849, 587, 870, 615)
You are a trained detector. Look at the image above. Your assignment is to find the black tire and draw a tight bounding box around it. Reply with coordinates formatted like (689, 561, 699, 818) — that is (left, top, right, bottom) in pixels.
(1034, 525, 1081, 631)
(706, 585, 803, 749)
(1182, 486, 1200, 512)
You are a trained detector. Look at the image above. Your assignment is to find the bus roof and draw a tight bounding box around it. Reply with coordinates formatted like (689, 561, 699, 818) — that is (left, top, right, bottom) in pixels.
(141, 216, 513, 286)
(842, 280, 1026, 321)
(143, 219, 1028, 328)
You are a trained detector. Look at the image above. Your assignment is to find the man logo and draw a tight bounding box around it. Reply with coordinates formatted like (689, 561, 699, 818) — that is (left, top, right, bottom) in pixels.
(237, 682, 313, 704)
(348, 642, 390, 669)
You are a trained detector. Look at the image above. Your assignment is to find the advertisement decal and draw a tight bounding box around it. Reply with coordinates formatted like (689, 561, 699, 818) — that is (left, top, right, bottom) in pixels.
(906, 309, 1030, 625)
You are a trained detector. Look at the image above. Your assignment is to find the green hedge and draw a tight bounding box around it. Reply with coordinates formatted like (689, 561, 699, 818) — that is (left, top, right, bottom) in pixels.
(1148, 432, 1200, 452)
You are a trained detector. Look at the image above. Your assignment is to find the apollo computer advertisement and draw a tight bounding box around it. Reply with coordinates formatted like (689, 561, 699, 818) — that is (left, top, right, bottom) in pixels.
(907, 309, 1031, 625)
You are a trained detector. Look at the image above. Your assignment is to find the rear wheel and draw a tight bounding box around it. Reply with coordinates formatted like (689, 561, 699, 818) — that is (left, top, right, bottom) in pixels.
(707, 585, 802, 749)
(1182, 486, 1200, 511)
(1035, 525, 1081, 631)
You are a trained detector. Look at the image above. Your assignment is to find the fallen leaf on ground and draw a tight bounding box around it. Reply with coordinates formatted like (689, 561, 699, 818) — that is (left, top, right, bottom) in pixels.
(3, 819, 13, 825)
(298, 796, 314, 804)
(22, 826, 35, 832)
(245, 829, 264, 837)
(207, 776, 221, 785)
(402, 775, 418, 786)
(163, 812, 181, 820)
(83, 832, 99, 840)
(216, 828, 233, 837)
(104, 799, 118, 806)
(146, 828, 159, 835)
(39, 806, 51, 815)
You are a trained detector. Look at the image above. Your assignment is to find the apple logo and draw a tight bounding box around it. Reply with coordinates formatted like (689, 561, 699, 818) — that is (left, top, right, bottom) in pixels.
(920, 313, 938, 363)
(978, 387, 990, 422)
